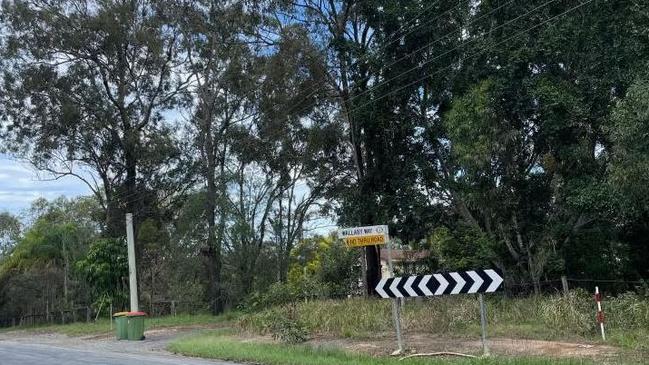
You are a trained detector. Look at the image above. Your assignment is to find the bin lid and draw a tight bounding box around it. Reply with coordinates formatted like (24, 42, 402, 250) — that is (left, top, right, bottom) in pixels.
(113, 311, 129, 317)
(125, 311, 147, 317)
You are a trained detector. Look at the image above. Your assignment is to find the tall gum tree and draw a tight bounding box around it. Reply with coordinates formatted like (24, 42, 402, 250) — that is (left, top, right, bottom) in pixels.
(279, 0, 468, 294)
(0, 0, 190, 245)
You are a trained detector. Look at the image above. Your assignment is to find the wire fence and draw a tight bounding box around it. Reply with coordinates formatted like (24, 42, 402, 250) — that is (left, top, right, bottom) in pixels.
(0, 277, 646, 329)
(0, 300, 209, 329)
(504, 277, 648, 297)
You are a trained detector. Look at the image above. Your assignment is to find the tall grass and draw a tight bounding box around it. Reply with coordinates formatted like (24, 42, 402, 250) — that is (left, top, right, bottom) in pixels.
(238, 290, 649, 350)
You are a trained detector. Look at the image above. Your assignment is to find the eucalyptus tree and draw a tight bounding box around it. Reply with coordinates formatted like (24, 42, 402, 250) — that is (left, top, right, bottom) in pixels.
(255, 24, 335, 283)
(180, 0, 261, 313)
(0, 0, 189, 239)
(0, 212, 21, 259)
(276, 0, 469, 294)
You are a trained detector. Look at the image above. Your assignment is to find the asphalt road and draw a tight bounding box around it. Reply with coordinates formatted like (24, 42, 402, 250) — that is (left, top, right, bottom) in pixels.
(0, 340, 240, 365)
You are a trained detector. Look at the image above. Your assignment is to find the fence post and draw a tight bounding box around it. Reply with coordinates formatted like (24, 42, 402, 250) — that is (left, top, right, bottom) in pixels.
(171, 300, 176, 317)
(561, 276, 569, 296)
(110, 302, 113, 331)
(86, 306, 91, 323)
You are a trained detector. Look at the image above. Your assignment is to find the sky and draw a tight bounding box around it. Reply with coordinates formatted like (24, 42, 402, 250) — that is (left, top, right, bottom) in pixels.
(0, 152, 338, 234)
(0, 153, 91, 216)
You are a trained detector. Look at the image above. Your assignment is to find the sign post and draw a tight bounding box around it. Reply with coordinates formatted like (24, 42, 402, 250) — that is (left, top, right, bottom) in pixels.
(478, 293, 489, 356)
(375, 269, 503, 357)
(339, 225, 404, 354)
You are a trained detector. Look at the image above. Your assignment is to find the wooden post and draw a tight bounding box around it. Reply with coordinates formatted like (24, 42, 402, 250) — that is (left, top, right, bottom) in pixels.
(110, 301, 113, 330)
(171, 300, 176, 317)
(561, 276, 569, 296)
(86, 306, 91, 323)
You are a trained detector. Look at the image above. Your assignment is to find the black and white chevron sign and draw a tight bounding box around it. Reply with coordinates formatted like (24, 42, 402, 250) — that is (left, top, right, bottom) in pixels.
(375, 269, 503, 298)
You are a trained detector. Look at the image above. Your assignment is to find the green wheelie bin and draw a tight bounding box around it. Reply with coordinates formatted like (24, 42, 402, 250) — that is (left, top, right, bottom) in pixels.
(126, 311, 147, 340)
(113, 312, 129, 340)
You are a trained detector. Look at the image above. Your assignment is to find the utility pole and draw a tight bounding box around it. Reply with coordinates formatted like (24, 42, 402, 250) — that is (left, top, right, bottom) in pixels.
(126, 213, 139, 312)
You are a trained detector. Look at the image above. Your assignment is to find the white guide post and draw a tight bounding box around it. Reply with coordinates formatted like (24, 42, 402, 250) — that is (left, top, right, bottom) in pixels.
(126, 213, 139, 312)
(595, 286, 605, 341)
(385, 238, 404, 354)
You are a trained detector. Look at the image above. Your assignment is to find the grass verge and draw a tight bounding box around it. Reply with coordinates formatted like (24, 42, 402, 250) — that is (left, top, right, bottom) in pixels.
(168, 330, 596, 365)
(0, 312, 238, 337)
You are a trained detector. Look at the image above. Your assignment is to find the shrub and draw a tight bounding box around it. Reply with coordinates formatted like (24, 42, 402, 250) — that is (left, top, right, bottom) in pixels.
(270, 316, 308, 344)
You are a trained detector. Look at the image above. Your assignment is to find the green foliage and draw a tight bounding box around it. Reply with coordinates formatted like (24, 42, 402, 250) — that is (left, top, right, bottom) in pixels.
(0, 197, 98, 319)
(429, 226, 498, 271)
(76, 238, 128, 308)
(1, 212, 93, 275)
(0, 212, 21, 259)
(609, 77, 649, 217)
(269, 315, 308, 344)
(288, 236, 361, 298)
(445, 79, 501, 170)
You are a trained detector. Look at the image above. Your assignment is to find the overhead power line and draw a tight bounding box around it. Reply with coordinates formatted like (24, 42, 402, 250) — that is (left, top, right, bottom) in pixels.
(345, 0, 563, 110)
(345, 0, 597, 117)
(282, 0, 518, 118)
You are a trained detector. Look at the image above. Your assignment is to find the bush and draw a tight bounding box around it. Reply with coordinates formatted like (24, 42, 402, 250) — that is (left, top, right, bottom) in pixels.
(269, 316, 308, 344)
(238, 303, 308, 344)
(241, 279, 332, 312)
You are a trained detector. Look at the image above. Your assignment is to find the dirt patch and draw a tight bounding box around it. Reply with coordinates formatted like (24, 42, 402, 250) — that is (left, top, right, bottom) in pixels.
(307, 332, 620, 361)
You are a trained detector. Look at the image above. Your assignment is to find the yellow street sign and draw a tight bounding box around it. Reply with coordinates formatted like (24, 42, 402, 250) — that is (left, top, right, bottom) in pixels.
(343, 234, 386, 247)
(339, 225, 389, 247)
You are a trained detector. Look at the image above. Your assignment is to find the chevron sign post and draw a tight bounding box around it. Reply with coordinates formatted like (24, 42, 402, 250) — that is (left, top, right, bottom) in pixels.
(375, 269, 503, 356)
(339, 224, 404, 354)
(375, 269, 503, 298)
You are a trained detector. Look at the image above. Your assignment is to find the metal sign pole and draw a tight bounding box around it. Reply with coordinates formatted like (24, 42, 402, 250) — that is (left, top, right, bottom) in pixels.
(385, 238, 404, 354)
(478, 293, 490, 356)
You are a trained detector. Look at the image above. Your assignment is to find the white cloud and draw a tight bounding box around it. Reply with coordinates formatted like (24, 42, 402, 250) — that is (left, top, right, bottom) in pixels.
(0, 154, 91, 214)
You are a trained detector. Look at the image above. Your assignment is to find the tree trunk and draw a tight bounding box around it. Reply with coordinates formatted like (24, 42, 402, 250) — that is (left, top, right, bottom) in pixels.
(364, 245, 381, 296)
(204, 121, 219, 314)
(202, 110, 226, 315)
